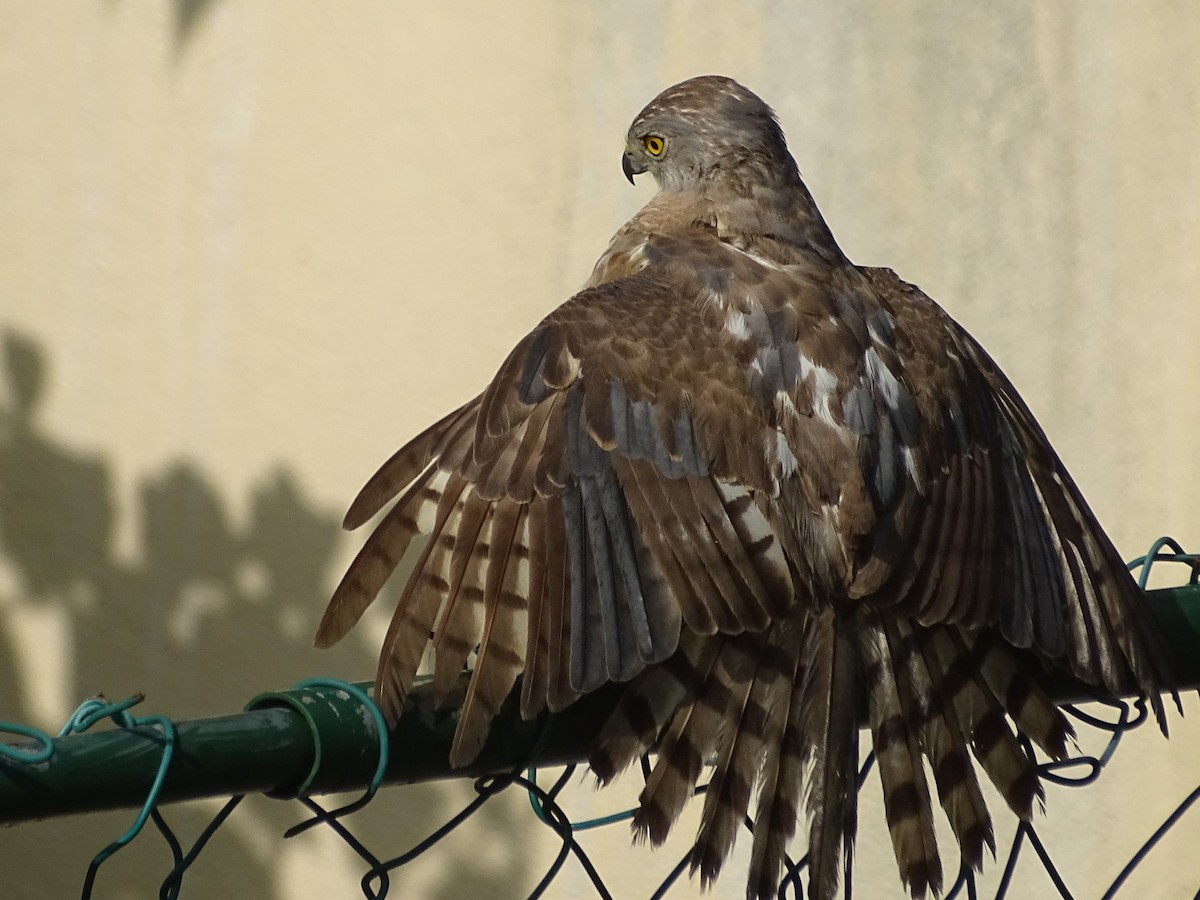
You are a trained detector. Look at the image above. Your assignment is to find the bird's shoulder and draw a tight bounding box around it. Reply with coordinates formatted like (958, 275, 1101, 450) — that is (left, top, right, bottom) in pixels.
(472, 217, 989, 509)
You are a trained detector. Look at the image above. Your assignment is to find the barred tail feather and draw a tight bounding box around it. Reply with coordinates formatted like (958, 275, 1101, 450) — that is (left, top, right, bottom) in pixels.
(861, 618, 941, 897)
(591, 632, 721, 784)
(632, 639, 734, 845)
(974, 632, 1072, 760)
(690, 631, 783, 887)
(898, 621, 994, 869)
(920, 628, 1042, 820)
(800, 609, 860, 900)
(746, 619, 806, 900)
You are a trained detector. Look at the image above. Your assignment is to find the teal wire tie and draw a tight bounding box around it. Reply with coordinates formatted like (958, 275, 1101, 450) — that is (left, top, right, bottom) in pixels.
(526, 764, 638, 830)
(282, 677, 389, 838)
(63, 694, 178, 900)
(1126, 535, 1199, 589)
(0, 721, 54, 764)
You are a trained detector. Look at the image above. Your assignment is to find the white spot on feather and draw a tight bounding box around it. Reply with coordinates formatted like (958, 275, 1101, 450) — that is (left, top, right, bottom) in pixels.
(737, 247, 784, 271)
(867, 310, 896, 343)
(864, 347, 903, 411)
(796, 356, 840, 428)
(775, 429, 799, 477)
(865, 347, 919, 481)
(902, 447, 921, 486)
(724, 308, 751, 340)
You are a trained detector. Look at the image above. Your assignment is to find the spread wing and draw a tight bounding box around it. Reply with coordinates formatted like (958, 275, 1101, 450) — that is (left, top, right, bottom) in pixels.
(849, 266, 1170, 709)
(315, 230, 1172, 897)
(315, 232, 814, 765)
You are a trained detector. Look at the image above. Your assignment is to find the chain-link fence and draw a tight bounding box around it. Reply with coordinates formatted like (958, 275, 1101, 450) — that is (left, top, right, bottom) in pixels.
(2, 542, 1198, 899)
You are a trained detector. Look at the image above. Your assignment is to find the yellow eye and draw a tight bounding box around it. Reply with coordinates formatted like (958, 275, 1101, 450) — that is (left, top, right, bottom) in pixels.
(643, 135, 665, 156)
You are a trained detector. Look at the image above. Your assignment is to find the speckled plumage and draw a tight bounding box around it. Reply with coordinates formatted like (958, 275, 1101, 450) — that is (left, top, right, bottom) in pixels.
(316, 76, 1174, 900)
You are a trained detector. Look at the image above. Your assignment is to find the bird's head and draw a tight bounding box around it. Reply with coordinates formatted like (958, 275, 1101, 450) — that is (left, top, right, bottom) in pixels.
(622, 75, 799, 193)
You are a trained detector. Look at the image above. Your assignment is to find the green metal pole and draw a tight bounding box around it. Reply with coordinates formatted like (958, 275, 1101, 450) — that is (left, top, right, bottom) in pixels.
(1, 585, 1196, 826)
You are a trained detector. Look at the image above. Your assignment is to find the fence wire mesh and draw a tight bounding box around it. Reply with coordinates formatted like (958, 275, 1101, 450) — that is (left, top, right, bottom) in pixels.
(2, 540, 1198, 899)
(294, 698, 1196, 900)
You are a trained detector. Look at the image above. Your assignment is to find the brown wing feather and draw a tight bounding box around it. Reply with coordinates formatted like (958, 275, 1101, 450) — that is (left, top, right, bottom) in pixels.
(316, 464, 442, 649)
(868, 268, 1173, 720)
(343, 401, 477, 529)
(371, 473, 470, 723)
(618, 458, 726, 633)
(541, 493, 579, 712)
(615, 457, 715, 634)
(451, 502, 530, 765)
(429, 498, 490, 705)
(519, 496, 550, 719)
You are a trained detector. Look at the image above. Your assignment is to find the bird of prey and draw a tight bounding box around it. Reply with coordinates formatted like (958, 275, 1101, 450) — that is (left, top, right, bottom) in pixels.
(315, 76, 1173, 899)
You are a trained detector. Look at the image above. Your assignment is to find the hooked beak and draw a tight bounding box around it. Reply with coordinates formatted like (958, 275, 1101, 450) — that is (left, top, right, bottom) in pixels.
(622, 151, 644, 185)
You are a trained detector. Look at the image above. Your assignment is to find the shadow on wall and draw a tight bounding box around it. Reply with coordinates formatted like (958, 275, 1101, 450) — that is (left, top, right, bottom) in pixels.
(0, 328, 350, 716)
(103, 0, 221, 52)
(0, 330, 531, 900)
(171, 0, 222, 48)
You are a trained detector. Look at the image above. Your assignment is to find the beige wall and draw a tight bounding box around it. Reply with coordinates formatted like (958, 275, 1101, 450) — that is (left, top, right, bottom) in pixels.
(2, 3, 1198, 898)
